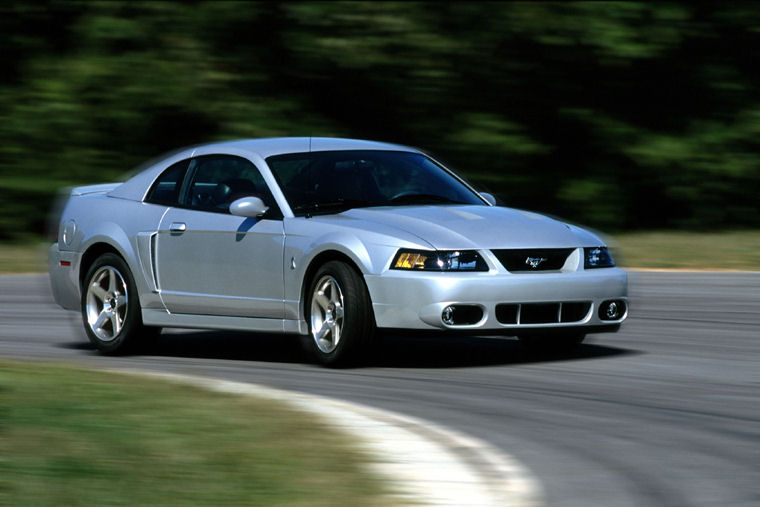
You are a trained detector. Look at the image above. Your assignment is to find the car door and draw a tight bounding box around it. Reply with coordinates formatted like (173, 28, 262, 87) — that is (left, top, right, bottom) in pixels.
(155, 155, 285, 318)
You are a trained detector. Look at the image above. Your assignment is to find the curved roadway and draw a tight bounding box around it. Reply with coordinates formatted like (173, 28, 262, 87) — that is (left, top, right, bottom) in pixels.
(1, 271, 758, 506)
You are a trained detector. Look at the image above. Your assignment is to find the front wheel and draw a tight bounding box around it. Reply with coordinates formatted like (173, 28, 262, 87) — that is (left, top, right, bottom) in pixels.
(81, 253, 157, 354)
(305, 261, 375, 367)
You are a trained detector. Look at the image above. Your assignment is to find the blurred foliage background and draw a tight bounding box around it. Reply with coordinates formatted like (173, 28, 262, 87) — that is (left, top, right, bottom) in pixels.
(1, 1, 759, 241)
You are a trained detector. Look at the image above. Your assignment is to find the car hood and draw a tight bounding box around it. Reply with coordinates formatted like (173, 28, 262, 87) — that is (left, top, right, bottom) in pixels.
(340, 205, 598, 250)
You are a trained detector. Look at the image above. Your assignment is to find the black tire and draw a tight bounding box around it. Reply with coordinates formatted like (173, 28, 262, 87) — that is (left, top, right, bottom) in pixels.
(81, 253, 158, 354)
(518, 331, 586, 354)
(304, 260, 375, 367)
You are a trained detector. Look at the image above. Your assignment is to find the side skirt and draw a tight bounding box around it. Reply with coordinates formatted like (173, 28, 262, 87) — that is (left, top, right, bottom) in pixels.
(142, 309, 308, 335)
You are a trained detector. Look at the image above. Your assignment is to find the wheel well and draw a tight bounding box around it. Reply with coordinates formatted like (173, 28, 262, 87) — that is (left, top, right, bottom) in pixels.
(79, 243, 122, 288)
(301, 251, 365, 317)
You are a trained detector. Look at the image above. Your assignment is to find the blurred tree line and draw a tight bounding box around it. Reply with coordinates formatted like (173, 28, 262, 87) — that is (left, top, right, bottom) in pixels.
(1, 1, 759, 241)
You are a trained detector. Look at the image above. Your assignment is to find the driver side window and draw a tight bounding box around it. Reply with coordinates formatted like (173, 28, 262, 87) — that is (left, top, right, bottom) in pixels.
(182, 155, 277, 215)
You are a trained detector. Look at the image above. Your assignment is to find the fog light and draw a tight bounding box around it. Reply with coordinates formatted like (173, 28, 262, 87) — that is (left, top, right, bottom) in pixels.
(442, 306, 455, 325)
(599, 300, 626, 321)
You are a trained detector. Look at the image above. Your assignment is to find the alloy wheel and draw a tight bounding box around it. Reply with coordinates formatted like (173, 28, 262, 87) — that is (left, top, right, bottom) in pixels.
(85, 266, 128, 342)
(310, 275, 345, 353)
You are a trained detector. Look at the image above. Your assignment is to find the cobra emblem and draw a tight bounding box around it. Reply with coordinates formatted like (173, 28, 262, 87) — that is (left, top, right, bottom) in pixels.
(525, 256, 548, 269)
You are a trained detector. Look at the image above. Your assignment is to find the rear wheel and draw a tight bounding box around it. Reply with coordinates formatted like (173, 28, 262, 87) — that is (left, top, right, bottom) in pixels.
(81, 253, 158, 354)
(305, 261, 375, 367)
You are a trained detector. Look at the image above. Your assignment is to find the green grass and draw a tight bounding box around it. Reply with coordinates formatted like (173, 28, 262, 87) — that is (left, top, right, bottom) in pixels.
(0, 362, 389, 507)
(0, 242, 48, 273)
(609, 230, 760, 270)
(2, 231, 760, 273)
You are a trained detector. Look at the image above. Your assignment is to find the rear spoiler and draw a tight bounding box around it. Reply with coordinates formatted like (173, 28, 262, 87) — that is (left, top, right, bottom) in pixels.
(70, 183, 121, 196)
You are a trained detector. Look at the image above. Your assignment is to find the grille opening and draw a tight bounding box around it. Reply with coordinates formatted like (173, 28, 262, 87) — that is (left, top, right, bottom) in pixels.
(491, 248, 573, 272)
(495, 304, 519, 324)
(442, 305, 484, 326)
(561, 302, 591, 322)
(521, 303, 560, 324)
(495, 301, 592, 325)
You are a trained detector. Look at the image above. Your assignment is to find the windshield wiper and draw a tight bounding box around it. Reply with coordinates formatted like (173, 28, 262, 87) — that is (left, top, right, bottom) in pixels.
(293, 199, 378, 216)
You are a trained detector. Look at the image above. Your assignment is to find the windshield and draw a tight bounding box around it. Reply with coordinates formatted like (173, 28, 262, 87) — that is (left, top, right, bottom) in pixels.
(266, 150, 485, 216)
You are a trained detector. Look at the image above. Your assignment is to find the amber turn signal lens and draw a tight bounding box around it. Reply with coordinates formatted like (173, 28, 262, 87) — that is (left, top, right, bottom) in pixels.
(394, 252, 428, 269)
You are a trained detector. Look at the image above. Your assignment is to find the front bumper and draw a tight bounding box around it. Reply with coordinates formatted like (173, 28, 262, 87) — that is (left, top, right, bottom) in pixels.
(365, 267, 628, 332)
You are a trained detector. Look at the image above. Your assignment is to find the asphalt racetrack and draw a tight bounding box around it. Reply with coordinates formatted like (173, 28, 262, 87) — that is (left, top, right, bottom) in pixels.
(1, 271, 758, 506)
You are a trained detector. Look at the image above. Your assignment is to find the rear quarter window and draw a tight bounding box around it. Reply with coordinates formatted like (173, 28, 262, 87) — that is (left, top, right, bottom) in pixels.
(145, 159, 190, 206)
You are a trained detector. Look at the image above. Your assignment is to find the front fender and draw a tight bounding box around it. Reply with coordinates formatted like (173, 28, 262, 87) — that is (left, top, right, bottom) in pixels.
(283, 230, 401, 322)
(304, 233, 374, 274)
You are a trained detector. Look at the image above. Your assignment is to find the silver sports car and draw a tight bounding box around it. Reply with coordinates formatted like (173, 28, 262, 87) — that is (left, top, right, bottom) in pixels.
(49, 137, 628, 365)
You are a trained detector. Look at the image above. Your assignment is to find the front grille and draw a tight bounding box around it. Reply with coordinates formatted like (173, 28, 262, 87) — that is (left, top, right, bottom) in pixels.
(495, 302, 591, 325)
(521, 303, 559, 324)
(495, 304, 519, 324)
(491, 248, 573, 272)
(561, 302, 591, 322)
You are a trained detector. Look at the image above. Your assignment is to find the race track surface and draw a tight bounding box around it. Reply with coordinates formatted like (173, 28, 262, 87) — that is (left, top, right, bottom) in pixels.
(1, 271, 758, 506)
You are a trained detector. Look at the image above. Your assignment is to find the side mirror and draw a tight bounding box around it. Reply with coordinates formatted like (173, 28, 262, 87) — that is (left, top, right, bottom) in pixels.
(480, 192, 497, 206)
(229, 196, 269, 218)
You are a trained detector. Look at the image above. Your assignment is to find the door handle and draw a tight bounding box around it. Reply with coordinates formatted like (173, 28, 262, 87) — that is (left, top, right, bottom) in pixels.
(169, 222, 186, 233)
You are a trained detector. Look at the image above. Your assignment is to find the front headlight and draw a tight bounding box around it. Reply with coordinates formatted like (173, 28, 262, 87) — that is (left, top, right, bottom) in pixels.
(391, 249, 488, 272)
(584, 246, 615, 269)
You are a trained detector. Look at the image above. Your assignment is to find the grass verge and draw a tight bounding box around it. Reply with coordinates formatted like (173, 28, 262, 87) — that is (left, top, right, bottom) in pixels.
(0, 242, 48, 273)
(0, 361, 389, 507)
(609, 230, 760, 270)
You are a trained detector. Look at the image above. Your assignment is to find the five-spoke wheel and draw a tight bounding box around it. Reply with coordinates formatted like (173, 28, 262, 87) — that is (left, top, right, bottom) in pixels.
(306, 261, 374, 366)
(81, 253, 158, 353)
(86, 265, 129, 342)
(310, 275, 345, 354)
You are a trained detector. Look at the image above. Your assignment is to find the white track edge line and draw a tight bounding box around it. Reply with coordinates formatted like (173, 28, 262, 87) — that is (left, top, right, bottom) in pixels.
(109, 369, 545, 507)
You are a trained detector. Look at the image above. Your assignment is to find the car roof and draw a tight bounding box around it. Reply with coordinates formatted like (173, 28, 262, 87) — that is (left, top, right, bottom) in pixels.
(211, 137, 416, 158)
(109, 137, 420, 201)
